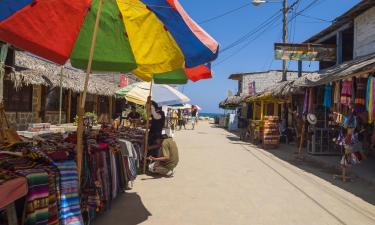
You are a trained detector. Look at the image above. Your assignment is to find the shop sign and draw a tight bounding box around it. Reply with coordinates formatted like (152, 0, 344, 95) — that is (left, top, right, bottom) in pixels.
(274, 43, 336, 61)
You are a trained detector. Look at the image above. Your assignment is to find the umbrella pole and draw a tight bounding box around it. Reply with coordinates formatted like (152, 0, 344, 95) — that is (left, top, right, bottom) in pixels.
(76, 0, 104, 182)
(59, 66, 64, 125)
(143, 79, 153, 174)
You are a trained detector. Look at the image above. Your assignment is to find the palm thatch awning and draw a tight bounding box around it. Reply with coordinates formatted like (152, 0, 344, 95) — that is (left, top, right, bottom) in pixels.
(263, 80, 304, 97)
(6, 51, 120, 96)
(293, 52, 375, 87)
(219, 95, 249, 109)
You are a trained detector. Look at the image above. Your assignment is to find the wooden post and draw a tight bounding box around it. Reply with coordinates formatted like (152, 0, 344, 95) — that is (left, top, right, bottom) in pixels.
(59, 66, 64, 124)
(253, 102, 257, 120)
(143, 80, 153, 174)
(109, 96, 113, 122)
(67, 90, 72, 123)
(76, 0, 104, 182)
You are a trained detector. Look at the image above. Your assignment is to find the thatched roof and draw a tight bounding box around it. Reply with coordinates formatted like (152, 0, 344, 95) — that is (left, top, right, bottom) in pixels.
(219, 95, 248, 109)
(263, 80, 304, 97)
(6, 51, 123, 96)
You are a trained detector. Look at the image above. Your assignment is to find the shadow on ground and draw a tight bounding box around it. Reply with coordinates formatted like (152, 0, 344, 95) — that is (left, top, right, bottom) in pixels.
(93, 192, 151, 225)
(224, 130, 375, 206)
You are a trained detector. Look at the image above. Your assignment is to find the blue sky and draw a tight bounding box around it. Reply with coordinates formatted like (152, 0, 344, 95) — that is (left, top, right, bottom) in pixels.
(178, 0, 361, 113)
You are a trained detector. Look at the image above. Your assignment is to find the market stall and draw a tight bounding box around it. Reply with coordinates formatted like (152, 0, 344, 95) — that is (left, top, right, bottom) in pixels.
(246, 93, 290, 148)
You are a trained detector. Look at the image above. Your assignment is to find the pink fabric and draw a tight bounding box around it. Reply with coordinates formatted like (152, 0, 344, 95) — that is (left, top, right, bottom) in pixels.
(170, 0, 219, 54)
(0, 177, 28, 208)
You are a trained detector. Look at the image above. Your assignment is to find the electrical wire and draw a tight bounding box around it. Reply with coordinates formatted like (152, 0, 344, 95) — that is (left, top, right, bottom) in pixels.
(198, 3, 251, 25)
(298, 13, 333, 23)
(220, 10, 283, 53)
(213, 0, 325, 68)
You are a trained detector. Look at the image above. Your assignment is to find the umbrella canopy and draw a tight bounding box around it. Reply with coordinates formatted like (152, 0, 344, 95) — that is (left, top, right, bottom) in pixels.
(0, 0, 218, 83)
(170, 103, 202, 110)
(116, 82, 190, 106)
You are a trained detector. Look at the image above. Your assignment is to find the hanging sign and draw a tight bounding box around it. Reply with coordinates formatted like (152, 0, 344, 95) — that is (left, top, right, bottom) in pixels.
(119, 74, 128, 87)
(274, 43, 336, 61)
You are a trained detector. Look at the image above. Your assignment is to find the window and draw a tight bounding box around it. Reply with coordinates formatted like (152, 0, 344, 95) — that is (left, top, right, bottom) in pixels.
(45, 87, 65, 111)
(99, 96, 109, 114)
(4, 80, 33, 112)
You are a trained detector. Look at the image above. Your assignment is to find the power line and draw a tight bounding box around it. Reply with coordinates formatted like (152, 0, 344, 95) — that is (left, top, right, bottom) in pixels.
(220, 10, 283, 53)
(213, 0, 325, 67)
(298, 13, 333, 23)
(198, 3, 251, 25)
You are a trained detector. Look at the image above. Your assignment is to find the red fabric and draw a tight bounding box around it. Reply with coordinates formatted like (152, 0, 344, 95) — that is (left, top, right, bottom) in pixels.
(0, 0, 91, 65)
(184, 65, 212, 82)
(0, 177, 28, 208)
(165, 0, 177, 9)
(119, 75, 128, 87)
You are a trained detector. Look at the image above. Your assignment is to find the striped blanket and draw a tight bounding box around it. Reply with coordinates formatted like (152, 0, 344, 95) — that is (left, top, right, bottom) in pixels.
(53, 161, 83, 225)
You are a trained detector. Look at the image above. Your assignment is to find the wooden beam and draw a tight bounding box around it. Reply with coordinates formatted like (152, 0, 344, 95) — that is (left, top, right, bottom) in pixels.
(67, 90, 72, 123)
(314, 22, 352, 44)
(109, 96, 113, 122)
(336, 31, 343, 65)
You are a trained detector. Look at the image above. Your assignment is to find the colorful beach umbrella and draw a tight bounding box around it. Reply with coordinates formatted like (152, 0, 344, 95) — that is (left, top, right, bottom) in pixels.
(154, 64, 213, 84)
(116, 82, 190, 106)
(0, 0, 219, 83)
(0, 0, 219, 175)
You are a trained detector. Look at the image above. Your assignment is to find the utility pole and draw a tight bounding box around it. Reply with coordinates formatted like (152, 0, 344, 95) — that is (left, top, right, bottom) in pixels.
(282, 0, 287, 81)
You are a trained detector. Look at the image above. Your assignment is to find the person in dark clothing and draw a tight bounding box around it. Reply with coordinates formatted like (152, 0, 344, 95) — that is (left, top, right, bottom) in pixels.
(148, 101, 165, 157)
(127, 106, 141, 127)
(191, 106, 198, 130)
(177, 109, 186, 130)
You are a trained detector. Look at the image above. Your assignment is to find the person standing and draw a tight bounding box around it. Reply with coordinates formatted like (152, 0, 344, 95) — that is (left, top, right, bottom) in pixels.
(191, 105, 198, 130)
(177, 109, 186, 130)
(148, 101, 166, 157)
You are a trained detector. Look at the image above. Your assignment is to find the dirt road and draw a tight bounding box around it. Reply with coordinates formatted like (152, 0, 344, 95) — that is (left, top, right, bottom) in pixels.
(94, 121, 375, 225)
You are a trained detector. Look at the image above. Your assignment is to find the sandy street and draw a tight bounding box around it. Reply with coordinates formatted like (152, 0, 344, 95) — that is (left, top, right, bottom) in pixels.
(93, 121, 375, 225)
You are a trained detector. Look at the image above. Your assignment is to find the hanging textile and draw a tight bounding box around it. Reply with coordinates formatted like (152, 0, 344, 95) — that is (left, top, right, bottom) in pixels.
(308, 88, 314, 113)
(366, 76, 372, 123)
(323, 84, 332, 108)
(53, 160, 83, 225)
(372, 77, 375, 121)
(341, 80, 352, 106)
(334, 81, 341, 105)
(303, 89, 309, 115)
(351, 78, 356, 103)
(355, 78, 367, 106)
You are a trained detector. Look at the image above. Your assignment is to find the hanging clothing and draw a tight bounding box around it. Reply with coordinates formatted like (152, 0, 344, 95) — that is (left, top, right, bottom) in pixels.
(366, 76, 372, 113)
(355, 78, 367, 106)
(303, 89, 309, 115)
(341, 80, 352, 106)
(334, 81, 341, 105)
(308, 88, 314, 113)
(368, 76, 373, 123)
(323, 84, 332, 108)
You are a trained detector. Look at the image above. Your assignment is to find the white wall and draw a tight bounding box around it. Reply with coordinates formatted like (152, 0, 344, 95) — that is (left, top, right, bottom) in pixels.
(354, 7, 375, 58)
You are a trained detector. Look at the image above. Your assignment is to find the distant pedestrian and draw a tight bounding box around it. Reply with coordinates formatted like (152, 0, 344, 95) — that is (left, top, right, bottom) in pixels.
(177, 109, 186, 130)
(191, 105, 198, 130)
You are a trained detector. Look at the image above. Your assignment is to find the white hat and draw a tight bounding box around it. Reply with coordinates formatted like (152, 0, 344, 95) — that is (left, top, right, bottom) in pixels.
(307, 113, 317, 125)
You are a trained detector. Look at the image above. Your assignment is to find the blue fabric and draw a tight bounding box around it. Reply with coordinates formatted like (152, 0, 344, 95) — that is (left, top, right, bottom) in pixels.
(141, 0, 218, 67)
(152, 84, 187, 106)
(366, 76, 372, 112)
(323, 84, 332, 108)
(0, 0, 33, 21)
